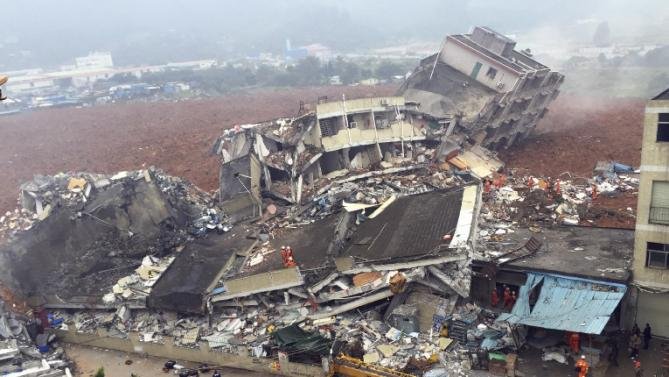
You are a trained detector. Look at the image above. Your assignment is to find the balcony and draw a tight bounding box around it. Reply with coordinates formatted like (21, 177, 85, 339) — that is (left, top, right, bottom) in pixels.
(650, 206, 669, 226)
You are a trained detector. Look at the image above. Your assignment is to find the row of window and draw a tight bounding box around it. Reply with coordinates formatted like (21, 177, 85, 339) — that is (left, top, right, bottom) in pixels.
(658, 113, 669, 142)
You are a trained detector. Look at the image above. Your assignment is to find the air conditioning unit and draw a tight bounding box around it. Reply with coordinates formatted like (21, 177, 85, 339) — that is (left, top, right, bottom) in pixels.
(496, 82, 505, 89)
(380, 99, 389, 106)
(349, 121, 358, 128)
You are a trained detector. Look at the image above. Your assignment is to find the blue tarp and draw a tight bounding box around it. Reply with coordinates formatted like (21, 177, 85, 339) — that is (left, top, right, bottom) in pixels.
(497, 273, 626, 334)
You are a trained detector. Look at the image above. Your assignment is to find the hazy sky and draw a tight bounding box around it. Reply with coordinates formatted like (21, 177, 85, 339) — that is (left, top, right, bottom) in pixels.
(2, 0, 668, 70)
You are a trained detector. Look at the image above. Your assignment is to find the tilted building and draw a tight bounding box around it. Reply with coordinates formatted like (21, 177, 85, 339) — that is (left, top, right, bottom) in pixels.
(399, 26, 564, 149)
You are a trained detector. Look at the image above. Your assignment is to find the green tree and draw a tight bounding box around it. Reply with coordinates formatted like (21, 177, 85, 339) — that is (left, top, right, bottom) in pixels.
(295, 56, 323, 85)
(340, 62, 361, 85)
(375, 60, 402, 79)
(94, 367, 105, 377)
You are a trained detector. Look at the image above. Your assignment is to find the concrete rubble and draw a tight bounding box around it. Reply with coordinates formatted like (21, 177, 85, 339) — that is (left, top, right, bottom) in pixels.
(0, 297, 72, 376)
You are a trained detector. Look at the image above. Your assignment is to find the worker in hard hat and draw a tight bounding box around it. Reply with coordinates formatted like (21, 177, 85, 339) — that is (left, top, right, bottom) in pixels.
(574, 355, 589, 377)
(0, 75, 8, 101)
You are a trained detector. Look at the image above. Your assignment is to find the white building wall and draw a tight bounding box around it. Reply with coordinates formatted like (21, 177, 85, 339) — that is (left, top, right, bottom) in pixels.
(440, 38, 520, 93)
(76, 52, 114, 69)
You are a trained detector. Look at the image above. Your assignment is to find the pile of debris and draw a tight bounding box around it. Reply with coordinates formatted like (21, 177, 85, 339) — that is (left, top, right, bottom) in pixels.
(0, 168, 229, 244)
(0, 299, 72, 376)
(295, 166, 464, 223)
(478, 165, 638, 235)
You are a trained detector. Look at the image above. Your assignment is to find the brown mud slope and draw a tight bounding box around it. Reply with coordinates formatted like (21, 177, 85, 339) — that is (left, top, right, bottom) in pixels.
(500, 96, 645, 229)
(500, 96, 645, 178)
(0, 85, 396, 214)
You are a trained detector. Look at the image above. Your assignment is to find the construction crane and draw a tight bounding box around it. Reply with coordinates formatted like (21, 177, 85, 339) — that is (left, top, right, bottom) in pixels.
(327, 355, 416, 377)
(0, 75, 7, 101)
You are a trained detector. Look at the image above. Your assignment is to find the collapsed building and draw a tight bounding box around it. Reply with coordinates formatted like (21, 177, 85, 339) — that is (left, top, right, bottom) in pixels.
(399, 26, 564, 149)
(212, 95, 500, 215)
(1, 26, 646, 377)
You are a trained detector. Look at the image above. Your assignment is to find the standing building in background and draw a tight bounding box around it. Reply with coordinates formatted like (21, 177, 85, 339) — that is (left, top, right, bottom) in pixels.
(633, 87, 669, 337)
(75, 51, 114, 70)
(400, 26, 563, 150)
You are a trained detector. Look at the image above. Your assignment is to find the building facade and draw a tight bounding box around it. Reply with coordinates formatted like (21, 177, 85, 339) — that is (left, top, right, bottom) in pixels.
(633, 88, 669, 337)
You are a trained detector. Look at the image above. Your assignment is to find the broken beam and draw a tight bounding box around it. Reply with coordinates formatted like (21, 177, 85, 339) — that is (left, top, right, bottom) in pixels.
(309, 289, 394, 320)
(341, 254, 466, 275)
(427, 265, 469, 298)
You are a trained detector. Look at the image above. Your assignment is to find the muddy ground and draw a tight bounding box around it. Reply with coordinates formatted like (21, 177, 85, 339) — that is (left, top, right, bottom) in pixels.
(0, 88, 644, 228)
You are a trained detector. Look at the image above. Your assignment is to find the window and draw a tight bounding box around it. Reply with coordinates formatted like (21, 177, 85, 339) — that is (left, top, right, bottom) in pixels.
(470, 62, 483, 79)
(486, 67, 498, 79)
(650, 181, 669, 225)
(658, 113, 669, 142)
(647, 242, 669, 269)
(319, 119, 336, 137)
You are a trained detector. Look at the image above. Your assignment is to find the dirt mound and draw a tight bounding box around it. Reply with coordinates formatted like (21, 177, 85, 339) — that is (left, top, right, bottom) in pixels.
(0, 85, 397, 215)
(499, 96, 645, 178)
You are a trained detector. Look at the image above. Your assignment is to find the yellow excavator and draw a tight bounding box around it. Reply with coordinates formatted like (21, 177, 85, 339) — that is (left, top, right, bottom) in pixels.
(0, 75, 8, 101)
(327, 355, 417, 377)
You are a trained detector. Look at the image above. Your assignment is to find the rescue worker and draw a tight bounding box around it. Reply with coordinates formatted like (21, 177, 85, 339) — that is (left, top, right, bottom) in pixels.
(491, 289, 500, 307)
(484, 179, 491, 193)
(570, 332, 581, 354)
(607, 337, 619, 367)
(574, 355, 589, 377)
(591, 184, 598, 200)
(502, 286, 511, 308)
(508, 291, 517, 309)
(633, 357, 643, 377)
(283, 246, 296, 267)
(643, 323, 652, 350)
(629, 332, 642, 359)
(554, 179, 561, 195)
(528, 176, 534, 190)
(279, 246, 287, 262)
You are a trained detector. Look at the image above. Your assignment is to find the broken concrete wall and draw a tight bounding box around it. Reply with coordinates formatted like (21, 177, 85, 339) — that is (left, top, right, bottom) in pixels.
(148, 233, 253, 314)
(53, 328, 325, 377)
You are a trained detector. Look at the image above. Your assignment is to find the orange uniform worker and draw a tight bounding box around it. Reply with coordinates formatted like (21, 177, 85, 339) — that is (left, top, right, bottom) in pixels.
(508, 291, 517, 309)
(570, 332, 581, 354)
(491, 289, 500, 307)
(633, 358, 642, 377)
(484, 180, 492, 193)
(575, 355, 589, 377)
(502, 286, 511, 308)
(283, 246, 296, 267)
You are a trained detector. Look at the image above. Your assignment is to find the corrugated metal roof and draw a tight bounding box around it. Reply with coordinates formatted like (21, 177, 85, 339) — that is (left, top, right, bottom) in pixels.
(497, 273, 626, 334)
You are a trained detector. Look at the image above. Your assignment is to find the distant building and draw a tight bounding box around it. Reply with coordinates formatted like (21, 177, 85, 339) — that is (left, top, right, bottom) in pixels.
(400, 26, 563, 150)
(329, 76, 342, 86)
(302, 43, 333, 61)
(166, 59, 216, 70)
(285, 39, 308, 61)
(359, 78, 380, 86)
(75, 52, 114, 70)
(632, 87, 669, 337)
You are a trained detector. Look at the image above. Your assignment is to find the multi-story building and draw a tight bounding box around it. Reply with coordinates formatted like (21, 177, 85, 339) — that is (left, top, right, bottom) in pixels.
(400, 26, 563, 149)
(633, 87, 669, 337)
